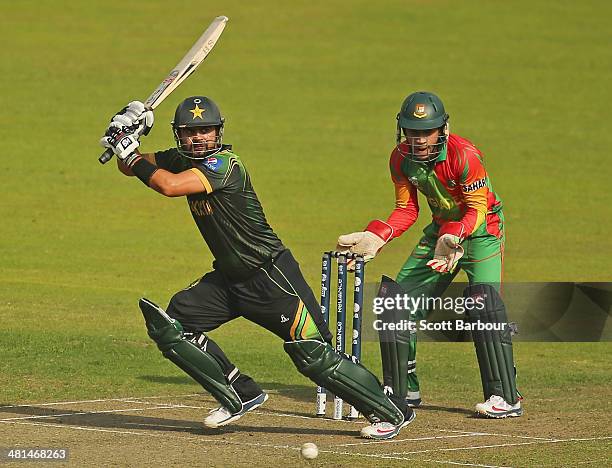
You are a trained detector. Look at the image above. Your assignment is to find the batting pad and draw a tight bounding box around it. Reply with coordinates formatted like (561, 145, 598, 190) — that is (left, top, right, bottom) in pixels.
(139, 298, 243, 413)
(284, 339, 404, 425)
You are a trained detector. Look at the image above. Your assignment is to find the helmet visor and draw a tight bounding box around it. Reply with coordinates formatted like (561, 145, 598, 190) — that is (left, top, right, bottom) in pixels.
(396, 127, 447, 163)
(173, 125, 223, 160)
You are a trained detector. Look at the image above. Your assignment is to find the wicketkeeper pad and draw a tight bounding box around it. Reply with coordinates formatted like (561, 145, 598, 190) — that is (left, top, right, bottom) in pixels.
(464, 285, 519, 404)
(284, 339, 404, 424)
(139, 298, 243, 413)
(377, 276, 413, 399)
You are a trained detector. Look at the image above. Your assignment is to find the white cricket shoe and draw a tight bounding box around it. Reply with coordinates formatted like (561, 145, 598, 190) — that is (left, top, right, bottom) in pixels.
(475, 395, 523, 419)
(204, 392, 268, 428)
(360, 409, 416, 440)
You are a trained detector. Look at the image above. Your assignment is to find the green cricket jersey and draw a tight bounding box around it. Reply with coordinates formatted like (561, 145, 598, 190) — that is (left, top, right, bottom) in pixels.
(154, 146, 285, 280)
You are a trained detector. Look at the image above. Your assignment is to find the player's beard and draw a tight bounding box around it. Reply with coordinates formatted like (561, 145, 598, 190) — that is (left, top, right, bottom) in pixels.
(190, 138, 215, 157)
(180, 137, 221, 158)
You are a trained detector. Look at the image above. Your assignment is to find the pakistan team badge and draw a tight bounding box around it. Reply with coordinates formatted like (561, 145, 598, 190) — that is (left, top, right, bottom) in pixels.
(190, 104, 205, 119)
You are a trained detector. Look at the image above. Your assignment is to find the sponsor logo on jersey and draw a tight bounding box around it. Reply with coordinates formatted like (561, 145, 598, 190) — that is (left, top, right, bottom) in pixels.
(189, 198, 213, 217)
(203, 156, 221, 172)
(413, 104, 427, 118)
(463, 178, 487, 193)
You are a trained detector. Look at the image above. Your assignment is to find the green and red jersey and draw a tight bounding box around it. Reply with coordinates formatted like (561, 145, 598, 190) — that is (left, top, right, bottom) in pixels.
(387, 134, 503, 240)
(154, 146, 285, 280)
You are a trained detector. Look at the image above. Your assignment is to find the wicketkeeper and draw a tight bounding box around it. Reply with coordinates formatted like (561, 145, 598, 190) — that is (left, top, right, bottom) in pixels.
(99, 96, 414, 439)
(336, 91, 522, 426)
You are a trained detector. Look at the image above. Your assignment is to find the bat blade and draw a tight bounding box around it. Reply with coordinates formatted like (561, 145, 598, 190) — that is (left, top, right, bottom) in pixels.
(144, 15, 228, 109)
(99, 16, 229, 164)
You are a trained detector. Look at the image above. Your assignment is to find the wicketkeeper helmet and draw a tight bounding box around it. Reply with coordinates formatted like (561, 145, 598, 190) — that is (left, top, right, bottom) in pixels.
(396, 91, 449, 163)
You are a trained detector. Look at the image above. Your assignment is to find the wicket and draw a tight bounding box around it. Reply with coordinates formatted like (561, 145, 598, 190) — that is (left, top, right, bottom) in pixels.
(316, 251, 365, 420)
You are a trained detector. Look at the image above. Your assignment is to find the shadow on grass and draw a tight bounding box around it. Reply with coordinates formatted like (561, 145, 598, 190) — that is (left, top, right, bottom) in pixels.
(0, 405, 357, 437)
(138, 376, 313, 402)
(138, 375, 194, 385)
(418, 404, 474, 416)
(259, 381, 313, 402)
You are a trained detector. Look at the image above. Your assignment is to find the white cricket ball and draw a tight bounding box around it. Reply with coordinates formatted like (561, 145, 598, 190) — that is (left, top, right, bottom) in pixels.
(300, 442, 319, 460)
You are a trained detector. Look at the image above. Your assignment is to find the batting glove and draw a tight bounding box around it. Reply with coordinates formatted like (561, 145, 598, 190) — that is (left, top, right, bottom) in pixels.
(111, 101, 154, 137)
(99, 123, 140, 166)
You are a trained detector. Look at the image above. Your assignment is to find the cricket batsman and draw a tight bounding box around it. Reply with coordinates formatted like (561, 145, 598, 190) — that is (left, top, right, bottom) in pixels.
(99, 96, 414, 439)
(336, 91, 522, 425)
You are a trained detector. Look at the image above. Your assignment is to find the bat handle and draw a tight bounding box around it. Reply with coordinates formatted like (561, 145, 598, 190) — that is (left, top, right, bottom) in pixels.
(99, 148, 114, 164)
(99, 104, 152, 164)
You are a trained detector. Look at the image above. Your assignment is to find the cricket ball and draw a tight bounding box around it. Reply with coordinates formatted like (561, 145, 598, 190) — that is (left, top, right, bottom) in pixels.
(300, 442, 319, 459)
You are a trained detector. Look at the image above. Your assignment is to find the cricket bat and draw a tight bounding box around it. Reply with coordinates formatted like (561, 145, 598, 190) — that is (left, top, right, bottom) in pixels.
(99, 15, 229, 164)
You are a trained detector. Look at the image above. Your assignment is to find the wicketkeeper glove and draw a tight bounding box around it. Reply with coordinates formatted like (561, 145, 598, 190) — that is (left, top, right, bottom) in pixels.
(99, 123, 140, 167)
(427, 222, 466, 274)
(336, 220, 394, 269)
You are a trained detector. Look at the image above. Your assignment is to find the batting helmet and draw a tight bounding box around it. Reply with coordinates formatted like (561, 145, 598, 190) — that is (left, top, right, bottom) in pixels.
(172, 96, 225, 159)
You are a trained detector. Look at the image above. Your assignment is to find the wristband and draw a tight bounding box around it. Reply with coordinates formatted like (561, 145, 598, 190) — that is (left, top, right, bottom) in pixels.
(365, 219, 394, 242)
(123, 152, 140, 167)
(131, 157, 158, 186)
(438, 221, 467, 241)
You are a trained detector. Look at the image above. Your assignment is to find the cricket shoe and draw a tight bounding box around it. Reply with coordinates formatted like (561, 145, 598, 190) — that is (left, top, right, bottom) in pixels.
(204, 392, 268, 428)
(406, 390, 422, 408)
(475, 395, 523, 419)
(360, 408, 416, 440)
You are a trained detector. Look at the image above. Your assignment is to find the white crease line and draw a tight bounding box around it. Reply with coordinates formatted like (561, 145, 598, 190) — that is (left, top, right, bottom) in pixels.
(319, 449, 504, 465)
(122, 399, 364, 424)
(4, 400, 609, 465)
(3, 397, 363, 427)
(2, 389, 287, 410)
(383, 436, 612, 455)
(422, 459, 510, 468)
(253, 410, 363, 424)
(318, 449, 418, 461)
(125, 423, 198, 430)
(555, 459, 610, 466)
(0, 418, 511, 466)
(0, 405, 179, 422)
(1, 419, 584, 467)
(121, 399, 188, 406)
(1, 420, 170, 437)
(332, 432, 486, 447)
(0, 420, 419, 463)
(0, 420, 301, 453)
(552, 436, 612, 442)
(531, 459, 610, 467)
(123, 400, 215, 409)
(1, 394, 202, 409)
(438, 429, 557, 441)
(8, 420, 402, 463)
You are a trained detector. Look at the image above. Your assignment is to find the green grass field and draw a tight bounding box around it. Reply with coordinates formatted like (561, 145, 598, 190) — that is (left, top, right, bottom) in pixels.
(1, 1, 611, 466)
